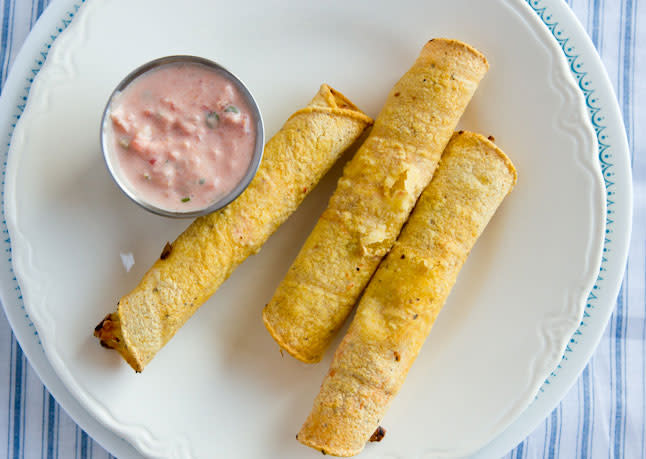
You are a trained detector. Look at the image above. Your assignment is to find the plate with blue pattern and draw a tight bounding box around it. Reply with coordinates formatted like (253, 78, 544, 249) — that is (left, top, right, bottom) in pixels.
(0, 0, 630, 457)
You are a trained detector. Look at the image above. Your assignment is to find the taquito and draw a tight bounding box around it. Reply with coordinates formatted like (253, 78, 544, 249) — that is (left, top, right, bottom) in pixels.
(263, 39, 489, 363)
(297, 132, 517, 456)
(94, 85, 373, 372)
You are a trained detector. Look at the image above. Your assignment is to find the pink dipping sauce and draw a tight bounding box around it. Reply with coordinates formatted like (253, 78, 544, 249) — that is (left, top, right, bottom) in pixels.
(107, 62, 256, 212)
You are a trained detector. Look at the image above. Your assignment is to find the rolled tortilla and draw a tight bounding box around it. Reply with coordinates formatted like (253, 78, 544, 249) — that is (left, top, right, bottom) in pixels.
(263, 39, 489, 363)
(94, 85, 373, 372)
(297, 132, 517, 456)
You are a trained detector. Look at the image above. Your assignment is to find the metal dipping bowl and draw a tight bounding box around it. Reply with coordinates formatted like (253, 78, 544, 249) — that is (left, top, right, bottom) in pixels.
(100, 55, 265, 218)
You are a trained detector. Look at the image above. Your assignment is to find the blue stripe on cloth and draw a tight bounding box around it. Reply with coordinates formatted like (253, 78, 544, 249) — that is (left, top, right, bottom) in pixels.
(590, 365, 598, 456)
(516, 440, 524, 459)
(591, 0, 603, 51)
(630, 0, 638, 160)
(615, 0, 636, 454)
(542, 414, 549, 458)
(643, 247, 646, 459)
(6, 336, 14, 459)
(0, 0, 12, 86)
(554, 403, 563, 456)
(46, 393, 56, 459)
(35, 0, 45, 24)
(30, 0, 39, 26)
(20, 343, 25, 459)
(509, 430, 528, 456)
(609, 3, 623, 451)
(6, 337, 13, 459)
(581, 365, 593, 458)
(55, 396, 59, 459)
(575, 368, 582, 457)
(80, 430, 89, 459)
(624, 0, 637, 162)
(12, 339, 23, 459)
(548, 406, 559, 459)
(40, 386, 46, 459)
(613, 282, 626, 459)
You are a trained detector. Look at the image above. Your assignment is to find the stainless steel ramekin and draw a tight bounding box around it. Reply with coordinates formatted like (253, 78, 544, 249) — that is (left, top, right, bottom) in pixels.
(100, 55, 265, 218)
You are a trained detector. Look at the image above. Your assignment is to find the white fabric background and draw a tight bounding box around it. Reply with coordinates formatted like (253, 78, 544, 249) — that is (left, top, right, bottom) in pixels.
(0, 0, 643, 457)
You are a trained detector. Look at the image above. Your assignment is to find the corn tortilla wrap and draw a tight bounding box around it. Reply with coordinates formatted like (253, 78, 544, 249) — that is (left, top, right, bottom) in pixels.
(94, 84, 373, 372)
(297, 132, 517, 456)
(263, 38, 489, 363)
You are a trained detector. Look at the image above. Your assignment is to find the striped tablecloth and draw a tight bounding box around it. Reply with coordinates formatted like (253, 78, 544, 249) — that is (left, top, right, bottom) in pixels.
(0, 0, 643, 458)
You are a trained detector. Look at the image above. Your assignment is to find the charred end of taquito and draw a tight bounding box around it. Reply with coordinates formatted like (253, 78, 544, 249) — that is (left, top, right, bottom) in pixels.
(297, 131, 516, 456)
(94, 311, 143, 373)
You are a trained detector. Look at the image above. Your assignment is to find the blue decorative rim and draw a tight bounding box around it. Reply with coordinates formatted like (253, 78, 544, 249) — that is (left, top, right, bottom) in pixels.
(525, 0, 612, 393)
(0, 0, 616, 447)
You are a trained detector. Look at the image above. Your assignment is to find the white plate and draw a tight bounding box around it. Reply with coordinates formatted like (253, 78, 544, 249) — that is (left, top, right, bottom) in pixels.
(0, 0, 631, 458)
